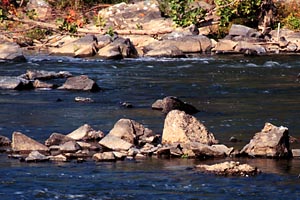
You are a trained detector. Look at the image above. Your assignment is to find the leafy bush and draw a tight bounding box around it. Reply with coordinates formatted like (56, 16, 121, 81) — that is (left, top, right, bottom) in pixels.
(215, 0, 262, 27)
(275, 0, 300, 30)
(158, 0, 206, 27)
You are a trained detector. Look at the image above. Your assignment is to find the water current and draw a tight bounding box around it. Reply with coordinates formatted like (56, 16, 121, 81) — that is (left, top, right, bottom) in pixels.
(0, 54, 300, 199)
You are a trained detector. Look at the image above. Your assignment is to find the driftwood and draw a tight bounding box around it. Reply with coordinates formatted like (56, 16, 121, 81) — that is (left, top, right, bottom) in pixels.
(8, 16, 173, 36)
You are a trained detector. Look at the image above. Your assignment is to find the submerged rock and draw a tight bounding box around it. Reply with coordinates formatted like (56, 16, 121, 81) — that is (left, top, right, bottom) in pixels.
(195, 161, 261, 176)
(162, 110, 217, 146)
(240, 123, 292, 158)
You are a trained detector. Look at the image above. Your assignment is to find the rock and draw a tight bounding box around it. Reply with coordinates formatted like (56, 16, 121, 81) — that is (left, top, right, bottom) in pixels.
(113, 151, 127, 160)
(181, 143, 233, 158)
(59, 141, 81, 153)
(48, 154, 68, 162)
(235, 41, 266, 55)
(98, 37, 138, 59)
(23, 70, 72, 80)
(11, 132, 49, 153)
(50, 35, 98, 58)
(195, 161, 261, 176)
(213, 39, 238, 53)
(25, 150, 49, 162)
(66, 124, 104, 141)
(95, 35, 112, 49)
(93, 152, 116, 162)
(144, 45, 185, 58)
(240, 123, 292, 158)
(45, 133, 74, 146)
(229, 24, 257, 37)
(33, 80, 55, 89)
(99, 134, 133, 151)
(0, 135, 11, 146)
(0, 41, 26, 61)
(292, 149, 300, 157)
(0, 76, 33, 90)
(0, 135, 11, 152)
(162, 110, 217, 145)
(152, 96, 199, 114)
(58, 75, 100, 92)
(108, 118, 156, 146)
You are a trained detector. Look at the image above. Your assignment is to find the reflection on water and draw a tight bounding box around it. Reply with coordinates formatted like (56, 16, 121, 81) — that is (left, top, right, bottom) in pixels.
(0, 55, 300, 199)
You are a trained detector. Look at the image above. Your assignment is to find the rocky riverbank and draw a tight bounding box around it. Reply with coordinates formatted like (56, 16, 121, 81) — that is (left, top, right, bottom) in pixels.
(1, 1, 300, 61)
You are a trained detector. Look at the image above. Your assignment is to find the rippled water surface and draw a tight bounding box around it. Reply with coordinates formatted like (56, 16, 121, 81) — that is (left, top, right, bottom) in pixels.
(0, 55, 300, 199)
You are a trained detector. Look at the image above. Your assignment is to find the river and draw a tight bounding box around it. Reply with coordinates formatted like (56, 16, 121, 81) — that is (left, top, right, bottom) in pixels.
(0, 54, 300, 199)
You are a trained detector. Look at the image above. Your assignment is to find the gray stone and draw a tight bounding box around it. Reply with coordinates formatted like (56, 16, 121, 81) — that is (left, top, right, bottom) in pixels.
(48, 154, 68, 162)
(229, 24, 257, 37)
(25, 150, 49, 162)
(66, 124, 104, 141)
(240, 123, 292, 158)
(0, 41, 26, 61)
(99, 134, 133, 151)
(162, 110, 217, 146)
(45, 133, 74, 146)
(58, 75, 100, 92)
(59, 141, 81, 153)
(195, 161, 261, 176)
(0, 76, 33, 90)
(93, 152, 116, 161)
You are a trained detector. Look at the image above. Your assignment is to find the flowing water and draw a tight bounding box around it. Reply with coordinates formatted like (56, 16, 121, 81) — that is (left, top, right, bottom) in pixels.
(0, 54, 300, 199)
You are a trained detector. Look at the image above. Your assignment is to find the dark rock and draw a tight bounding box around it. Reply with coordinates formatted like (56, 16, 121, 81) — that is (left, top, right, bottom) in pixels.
(98, 37, 138, 59)
(162, 110, 217, 146)
(152, 96, 199, 115)
(0, 76, 33, 90)
(240, 123, 292, 158)
(195, 161, 261, 176)
(0, 135, 11, 152)
(23, 70, 72, 80)
(58, 75, 100, 92)
(45, 133, 74, 146)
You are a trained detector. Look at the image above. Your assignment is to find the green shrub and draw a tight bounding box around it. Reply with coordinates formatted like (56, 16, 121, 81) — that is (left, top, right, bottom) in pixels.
(215, 0, 262, 27)
(283, 14, 300, 30)
(158, 0, 206, 27)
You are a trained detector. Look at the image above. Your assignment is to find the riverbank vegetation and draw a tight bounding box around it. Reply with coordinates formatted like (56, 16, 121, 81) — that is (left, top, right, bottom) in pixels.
(0, 0, 300, 42)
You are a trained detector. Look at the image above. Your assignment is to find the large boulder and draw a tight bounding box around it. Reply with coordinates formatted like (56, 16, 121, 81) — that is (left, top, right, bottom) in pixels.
(58, 75, 100, 92)
(235, 41, 266, 55)
(144, 45, 185, 58)
(98, 37, 138, 59)
(240, 123, 292, 158)
(0, 76, 33, 90)
(152, 96, 199, 115)
(162, 110, 217, 145)
(11, 132, 49, 153)
(0, 41, 26, 61)
(195, 161, 261, 176)
(66, 124, 104, 141)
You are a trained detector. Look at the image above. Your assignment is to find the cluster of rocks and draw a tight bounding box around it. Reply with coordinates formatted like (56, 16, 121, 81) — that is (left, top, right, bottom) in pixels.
(2, 1, 300, 61)
(0, 69, 100, 92)
(0, 98, 297, 175)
